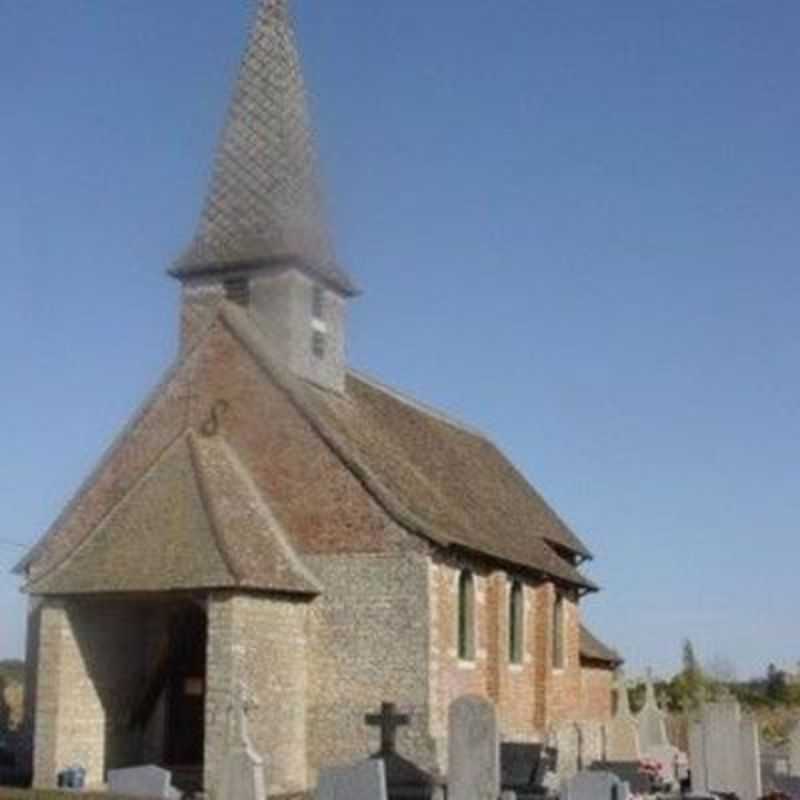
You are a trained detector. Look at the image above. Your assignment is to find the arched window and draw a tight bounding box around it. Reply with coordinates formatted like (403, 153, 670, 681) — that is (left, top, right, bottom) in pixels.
(457, 570, 475, 661)
(509, 579, 524, 664)
(552, 592, 565, 669)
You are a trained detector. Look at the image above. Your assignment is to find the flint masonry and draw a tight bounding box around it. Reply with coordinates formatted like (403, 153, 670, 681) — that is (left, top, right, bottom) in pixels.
(16, 0, 621, 795)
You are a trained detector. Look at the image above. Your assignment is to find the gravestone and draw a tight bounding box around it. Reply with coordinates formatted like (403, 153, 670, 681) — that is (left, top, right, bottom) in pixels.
(108, 765, 180, 799)
(605, 673, 640, 761)
(790, 721, 800, 777)
(636, 670, 669, 751)
(689, 699, 762, 800)
(217, 681, 266, 800)
(500, 743, 555, 799)
(561, 770, 630, 800)
(589, 762, 650, 796)
(635, 670, 684, 787)
(448, 695, 499, 800)
(364, 702, 436, 800)
(317, 759, 388, 800)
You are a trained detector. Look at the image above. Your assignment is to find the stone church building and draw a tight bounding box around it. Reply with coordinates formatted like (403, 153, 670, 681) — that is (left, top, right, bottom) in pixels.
(16, 0, 621, 795)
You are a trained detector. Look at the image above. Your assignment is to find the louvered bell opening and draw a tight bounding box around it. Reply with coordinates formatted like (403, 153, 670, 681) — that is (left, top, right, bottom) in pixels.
(224, 277, 251, 307)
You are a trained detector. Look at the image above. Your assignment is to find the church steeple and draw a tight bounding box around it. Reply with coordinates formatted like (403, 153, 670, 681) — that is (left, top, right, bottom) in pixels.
(172, 0, 357, 393)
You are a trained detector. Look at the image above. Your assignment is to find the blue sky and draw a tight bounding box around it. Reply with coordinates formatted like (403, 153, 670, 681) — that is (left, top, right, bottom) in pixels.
(1, 1, 798, 680)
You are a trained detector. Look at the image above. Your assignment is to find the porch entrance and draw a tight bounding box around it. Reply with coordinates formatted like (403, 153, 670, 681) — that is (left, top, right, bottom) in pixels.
(130, 600, 207, 792)
(164, 603, 207, 768)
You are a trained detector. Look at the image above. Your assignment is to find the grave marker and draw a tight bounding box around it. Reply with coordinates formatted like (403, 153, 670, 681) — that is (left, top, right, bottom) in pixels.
(605, 673, 640, 761)
(217, 681, 266, 800)
(448, 695, 499, 800)
(107, 765, 180, 799)
(316, 759, 388, 800)
(561, 770, 630, 800)
(790, 721, 800, 777)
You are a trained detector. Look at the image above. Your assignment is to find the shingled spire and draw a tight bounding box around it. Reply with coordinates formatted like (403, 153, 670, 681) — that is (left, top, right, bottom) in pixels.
(172, 0, 355, 295)
(173, 0, 357, 393)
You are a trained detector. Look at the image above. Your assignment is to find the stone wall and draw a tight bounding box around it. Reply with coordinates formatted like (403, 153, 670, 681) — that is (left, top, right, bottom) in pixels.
(32, 599, 147, 788)
(550, 721, 607, 778)
(205, 592, 310, 798)
(546, 588, 583, 726)
(580, 665, 614, 722)
(428, 553, 596, 774)
(307, 552, 435, 779)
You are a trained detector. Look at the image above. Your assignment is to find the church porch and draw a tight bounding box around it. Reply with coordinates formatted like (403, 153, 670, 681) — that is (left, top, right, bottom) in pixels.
(32, 594, 209, 790)
(31, 590, 310, 797)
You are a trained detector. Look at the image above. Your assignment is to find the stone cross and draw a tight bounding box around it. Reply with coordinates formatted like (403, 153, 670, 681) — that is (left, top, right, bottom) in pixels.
(218, 681, 266, 800)
(229, 681, 259, 747)
(365, 702, 411, 755)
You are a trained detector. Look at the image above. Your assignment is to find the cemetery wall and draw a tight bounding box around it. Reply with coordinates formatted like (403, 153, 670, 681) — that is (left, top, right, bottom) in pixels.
(33, 600, 146, 789)
(205, 592, 310, 797)
(306, 552, 435, 780)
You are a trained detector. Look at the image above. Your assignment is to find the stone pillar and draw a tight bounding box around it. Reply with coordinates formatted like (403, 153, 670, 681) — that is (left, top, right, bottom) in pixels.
(33, 599, 105, 787)
(205, 592, 310, 798)
(32, 598, 146, 789)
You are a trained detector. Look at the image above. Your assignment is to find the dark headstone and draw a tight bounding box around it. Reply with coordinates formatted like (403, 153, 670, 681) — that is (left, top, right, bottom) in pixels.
(316, 759, 388, 800)
(364, 703, 437, 800)
(500, 743, 556, 798)
(366, 703, 411, 756)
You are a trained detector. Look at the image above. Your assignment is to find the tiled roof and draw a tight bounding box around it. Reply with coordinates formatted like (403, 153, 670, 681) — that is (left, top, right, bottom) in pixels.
(20, 303, 598, 595)
(26, 431, 320, 596)
(171, 0, 357, 296)
(579, 624, 623, 666)
(222, 303, 597, 590)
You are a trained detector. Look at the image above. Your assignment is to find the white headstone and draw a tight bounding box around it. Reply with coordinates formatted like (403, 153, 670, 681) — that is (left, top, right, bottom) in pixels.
(689, 700, 762, 800)
(217, 681, 266, 800)
(789, 720, 800, 777)
(316, 759, 388, 800)
(560, 771, 629, 800)
(606, 674, 641, 761)
(108, 765, 180, 799)
(738, 714, 762, 800)
(637, 671, 669, 751)
(689, 719, 708, 794)
(448, 695, 499, 800)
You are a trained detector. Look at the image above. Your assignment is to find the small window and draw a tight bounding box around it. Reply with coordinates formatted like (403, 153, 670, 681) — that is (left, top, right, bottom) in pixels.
(312, 285, 325, 320)
(552, 592, 565, 669)
(509, 580, 524, 664)
(312, 330, 326, 359)
(458, 570, 476, 661)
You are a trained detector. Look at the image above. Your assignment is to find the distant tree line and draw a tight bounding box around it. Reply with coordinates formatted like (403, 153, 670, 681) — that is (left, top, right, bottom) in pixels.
(0, 662, 24, 687)
(627, 640, 800, 714)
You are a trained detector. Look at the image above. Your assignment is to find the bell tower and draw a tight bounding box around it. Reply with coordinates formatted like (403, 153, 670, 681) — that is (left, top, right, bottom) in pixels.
(170, 0, 358, 393)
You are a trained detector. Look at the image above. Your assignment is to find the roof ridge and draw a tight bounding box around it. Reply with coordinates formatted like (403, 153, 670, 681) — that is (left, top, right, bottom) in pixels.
(206, 434, 322, 593)
(186, 432, 244, 585)
(15, 316, 224, 576)
(219, 302, 596, 591)
(347, 369, 488, 439)
(219, 302, 451, 547)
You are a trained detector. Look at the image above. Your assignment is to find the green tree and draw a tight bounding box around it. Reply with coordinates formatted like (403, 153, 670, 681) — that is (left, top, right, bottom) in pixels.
(765, 663, 789, 705)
